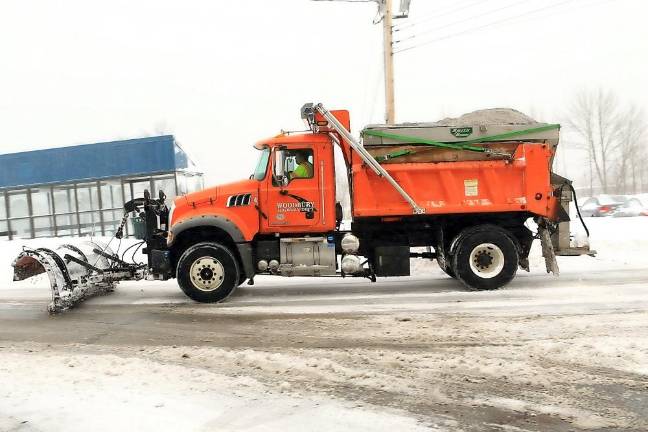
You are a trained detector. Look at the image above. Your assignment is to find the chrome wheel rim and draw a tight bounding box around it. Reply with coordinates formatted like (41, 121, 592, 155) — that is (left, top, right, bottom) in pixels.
(190, 256, 225, 291)
(469, 243, 504, 279)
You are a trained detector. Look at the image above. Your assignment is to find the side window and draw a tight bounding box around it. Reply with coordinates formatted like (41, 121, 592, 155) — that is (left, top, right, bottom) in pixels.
(272, 148, 314, 187)
(285, 149, 314, 181)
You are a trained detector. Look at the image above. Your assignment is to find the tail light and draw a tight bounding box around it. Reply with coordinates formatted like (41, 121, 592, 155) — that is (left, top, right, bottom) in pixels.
(599, 205, 611, 213)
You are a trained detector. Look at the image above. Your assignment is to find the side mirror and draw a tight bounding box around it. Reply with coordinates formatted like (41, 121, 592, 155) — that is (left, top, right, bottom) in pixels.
(274, 174, 289, 187)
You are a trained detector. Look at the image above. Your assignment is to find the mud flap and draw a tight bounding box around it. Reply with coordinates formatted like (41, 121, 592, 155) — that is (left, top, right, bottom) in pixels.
(12, 241, 128, 313)
(538, 223, 559, 276)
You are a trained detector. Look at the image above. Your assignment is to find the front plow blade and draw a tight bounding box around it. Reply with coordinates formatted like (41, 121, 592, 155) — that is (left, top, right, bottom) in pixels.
(12, 241, 138, 313)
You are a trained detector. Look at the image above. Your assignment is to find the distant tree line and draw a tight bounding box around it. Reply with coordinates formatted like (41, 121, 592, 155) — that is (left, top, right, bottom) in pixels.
(566, 89, 647, 195)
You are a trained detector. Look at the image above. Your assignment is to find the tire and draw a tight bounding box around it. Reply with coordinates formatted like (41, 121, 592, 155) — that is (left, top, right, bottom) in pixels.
(451, 225, 518, 290)
(176, 242, 240, 303)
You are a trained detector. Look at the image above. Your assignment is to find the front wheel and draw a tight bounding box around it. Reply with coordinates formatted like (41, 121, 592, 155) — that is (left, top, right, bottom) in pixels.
(451, 226, 518, 290)
(176, 242, 240, 303)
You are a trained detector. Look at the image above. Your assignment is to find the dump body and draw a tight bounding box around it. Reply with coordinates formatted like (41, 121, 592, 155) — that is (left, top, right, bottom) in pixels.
(351, 143, 558, 219)
(349, 121, 562, 220)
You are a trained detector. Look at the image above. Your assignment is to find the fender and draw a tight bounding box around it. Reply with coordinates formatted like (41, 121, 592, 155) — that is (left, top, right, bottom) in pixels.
(169, 215, 255, 278)
(169, 215, 245, 244)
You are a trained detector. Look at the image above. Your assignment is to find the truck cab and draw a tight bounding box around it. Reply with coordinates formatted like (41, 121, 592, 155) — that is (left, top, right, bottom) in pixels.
(255, 133, 337, 235)
(162, 119, 347, 302)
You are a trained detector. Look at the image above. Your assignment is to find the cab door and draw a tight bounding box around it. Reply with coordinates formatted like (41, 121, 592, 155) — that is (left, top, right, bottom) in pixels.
(261, 144, 325, 232)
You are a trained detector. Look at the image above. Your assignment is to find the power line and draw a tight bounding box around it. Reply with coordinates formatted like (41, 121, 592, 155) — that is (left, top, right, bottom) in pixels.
(393, 0, 482, 31)
(488, 0, 616, 29)
(394, 0, 534, 44)
(394, 0, 584, 54)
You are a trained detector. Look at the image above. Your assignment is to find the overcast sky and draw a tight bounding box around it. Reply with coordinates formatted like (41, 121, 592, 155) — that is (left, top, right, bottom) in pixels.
(1, 0, 646, 186)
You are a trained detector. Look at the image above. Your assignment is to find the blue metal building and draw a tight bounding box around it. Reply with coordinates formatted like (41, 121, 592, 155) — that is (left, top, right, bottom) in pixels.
(0, 135, 203, 240)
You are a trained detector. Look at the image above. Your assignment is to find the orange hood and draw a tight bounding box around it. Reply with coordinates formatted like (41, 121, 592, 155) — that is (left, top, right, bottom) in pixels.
(176, 179, 259, 208)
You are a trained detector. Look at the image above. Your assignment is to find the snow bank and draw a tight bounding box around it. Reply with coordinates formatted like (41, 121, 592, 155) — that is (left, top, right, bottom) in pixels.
(0, 345, 434, 432)
(571, 216, 648, 265)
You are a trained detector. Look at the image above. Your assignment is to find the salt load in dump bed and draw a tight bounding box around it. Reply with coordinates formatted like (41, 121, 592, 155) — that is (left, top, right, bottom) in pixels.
(362, 108, 558, 163)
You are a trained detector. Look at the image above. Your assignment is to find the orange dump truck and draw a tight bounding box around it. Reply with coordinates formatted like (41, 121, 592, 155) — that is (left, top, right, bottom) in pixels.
(14, 103, 593, 311)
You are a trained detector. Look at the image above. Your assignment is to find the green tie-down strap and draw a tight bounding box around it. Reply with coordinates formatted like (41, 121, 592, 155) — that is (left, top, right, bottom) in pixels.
(362, 123, 560, 162)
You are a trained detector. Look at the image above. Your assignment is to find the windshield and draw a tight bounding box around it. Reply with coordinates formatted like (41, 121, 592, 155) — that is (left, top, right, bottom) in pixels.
(253, 147, 271, 180)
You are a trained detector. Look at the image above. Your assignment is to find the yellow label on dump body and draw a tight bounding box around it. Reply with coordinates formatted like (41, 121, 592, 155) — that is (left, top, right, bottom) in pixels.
(464, 179, 478, 197)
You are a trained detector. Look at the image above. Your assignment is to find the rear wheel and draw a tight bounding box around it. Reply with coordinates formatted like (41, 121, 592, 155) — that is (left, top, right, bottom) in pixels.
(176, 242, 239, 303)
(451, 226, 518, 290)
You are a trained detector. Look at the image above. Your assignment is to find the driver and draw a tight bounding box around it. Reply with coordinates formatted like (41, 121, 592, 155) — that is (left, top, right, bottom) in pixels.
(290, 150, 313, 179)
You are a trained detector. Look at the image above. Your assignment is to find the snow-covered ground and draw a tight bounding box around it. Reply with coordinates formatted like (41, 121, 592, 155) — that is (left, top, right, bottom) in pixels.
(0, 348, 431, 432)
(1, 217, 647, 431)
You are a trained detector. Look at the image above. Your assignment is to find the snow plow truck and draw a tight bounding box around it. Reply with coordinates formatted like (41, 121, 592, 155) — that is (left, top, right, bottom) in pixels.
(13, 103, 593, 312)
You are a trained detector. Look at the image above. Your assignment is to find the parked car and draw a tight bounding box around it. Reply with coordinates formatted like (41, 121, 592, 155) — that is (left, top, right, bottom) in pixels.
(579, 195, 628, 217)
(612, 197, 648, 217)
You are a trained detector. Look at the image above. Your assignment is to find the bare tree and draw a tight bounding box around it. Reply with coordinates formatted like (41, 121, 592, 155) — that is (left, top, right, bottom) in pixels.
(615, 105, 647, 194)
(643, 139, 648, 192)
(566, 89, 621, 194)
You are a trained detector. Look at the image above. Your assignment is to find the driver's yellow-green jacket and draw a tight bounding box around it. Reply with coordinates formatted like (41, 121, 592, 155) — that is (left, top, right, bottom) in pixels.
(293, 162, 313, 178)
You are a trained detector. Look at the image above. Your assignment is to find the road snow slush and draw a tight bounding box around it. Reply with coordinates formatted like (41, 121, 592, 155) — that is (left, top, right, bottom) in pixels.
(12, 241, 145, 313)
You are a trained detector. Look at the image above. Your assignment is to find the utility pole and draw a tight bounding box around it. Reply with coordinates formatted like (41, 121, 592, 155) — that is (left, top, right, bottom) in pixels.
(311, 0, 410, 125)
(382, 0, 396, 124)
